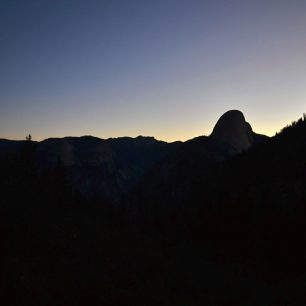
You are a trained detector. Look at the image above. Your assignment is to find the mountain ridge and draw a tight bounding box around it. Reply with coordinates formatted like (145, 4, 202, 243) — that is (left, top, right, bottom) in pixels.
(0, 110, 267, 205)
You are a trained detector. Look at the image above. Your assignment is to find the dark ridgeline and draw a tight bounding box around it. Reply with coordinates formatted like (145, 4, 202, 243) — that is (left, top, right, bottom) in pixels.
(1, 111, 306, 305)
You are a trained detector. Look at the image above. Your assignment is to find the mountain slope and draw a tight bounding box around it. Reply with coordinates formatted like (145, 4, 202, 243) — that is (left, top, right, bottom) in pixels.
(132, 110, 268, 220)
(187, 115, 306, 276)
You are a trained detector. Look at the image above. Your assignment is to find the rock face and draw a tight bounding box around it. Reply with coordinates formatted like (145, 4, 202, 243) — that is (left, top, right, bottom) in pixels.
(211, 110, 258, 152)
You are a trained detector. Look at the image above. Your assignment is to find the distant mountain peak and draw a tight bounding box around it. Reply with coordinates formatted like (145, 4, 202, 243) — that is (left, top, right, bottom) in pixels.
(211, 110, 255, 152)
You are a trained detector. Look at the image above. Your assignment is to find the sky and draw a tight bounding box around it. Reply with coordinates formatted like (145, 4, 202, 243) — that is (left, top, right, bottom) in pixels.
(1, 0, 306, 142)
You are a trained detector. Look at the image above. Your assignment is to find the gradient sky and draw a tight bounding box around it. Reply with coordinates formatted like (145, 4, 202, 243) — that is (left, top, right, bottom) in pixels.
(1, 0, 306, 141)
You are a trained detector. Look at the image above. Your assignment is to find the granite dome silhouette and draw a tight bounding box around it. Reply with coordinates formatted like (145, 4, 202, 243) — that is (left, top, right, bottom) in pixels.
(211, 110, 263, 152)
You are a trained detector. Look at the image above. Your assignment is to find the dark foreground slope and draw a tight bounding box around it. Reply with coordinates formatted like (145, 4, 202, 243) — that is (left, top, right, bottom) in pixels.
(137, 115, 306, 274)
(135, 114, 306, 277)
(192, 116, 306, 275)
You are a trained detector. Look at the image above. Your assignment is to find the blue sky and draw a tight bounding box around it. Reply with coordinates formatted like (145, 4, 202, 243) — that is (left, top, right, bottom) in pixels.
(1, 0, 306, 141)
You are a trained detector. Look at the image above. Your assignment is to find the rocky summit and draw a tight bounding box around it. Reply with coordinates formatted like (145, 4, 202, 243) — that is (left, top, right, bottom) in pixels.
(211, 110, 265, 152)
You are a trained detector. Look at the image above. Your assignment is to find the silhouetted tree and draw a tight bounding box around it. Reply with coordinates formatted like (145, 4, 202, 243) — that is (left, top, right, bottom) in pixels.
(26, 134, 32, 141)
